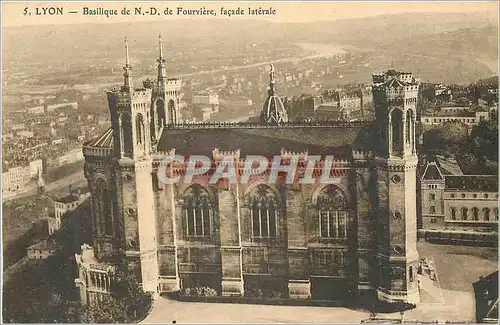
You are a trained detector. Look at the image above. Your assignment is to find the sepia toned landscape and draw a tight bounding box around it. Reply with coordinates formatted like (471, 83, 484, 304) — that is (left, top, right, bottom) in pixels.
(2, 1, 498, 323)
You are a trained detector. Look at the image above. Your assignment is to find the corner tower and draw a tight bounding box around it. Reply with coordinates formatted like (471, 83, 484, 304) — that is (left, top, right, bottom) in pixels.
(104, 37, 159, 293)
(149, 34, 181, 142)
(372, 69, 420, 303)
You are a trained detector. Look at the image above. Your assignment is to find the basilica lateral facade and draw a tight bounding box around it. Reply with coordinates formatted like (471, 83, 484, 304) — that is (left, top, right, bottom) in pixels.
(76, 36, 421, 305)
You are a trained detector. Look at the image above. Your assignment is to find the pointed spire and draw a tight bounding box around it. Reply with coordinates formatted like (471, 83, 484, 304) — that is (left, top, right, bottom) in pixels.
(125, 37, 131, 68)
(158, 33, 164, 60)
(269, 64, 276, 96)
(157, 33, 167, 84)
(123, 37, 133, 91)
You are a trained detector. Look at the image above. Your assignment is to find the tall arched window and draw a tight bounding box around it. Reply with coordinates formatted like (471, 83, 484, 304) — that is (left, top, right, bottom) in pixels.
(156, 99, 166, 130)
(450, 207, 456, 220)
(316, 185, 348, 239)
(183, 185, 212, 237)
(405, 110, 413, 144)
(494, 208, 499, 221)
(94, 179, 112, 236)
(391, 109, 404, 154)
(168, 99, 176, 125)
(249, 185, 278, 239)
(484, 208, 490, 221)
(461, 207, 468, 220)
(149, 106, 156, 140)
(135, 114, 145, 145)
(120, 113, 133, 156)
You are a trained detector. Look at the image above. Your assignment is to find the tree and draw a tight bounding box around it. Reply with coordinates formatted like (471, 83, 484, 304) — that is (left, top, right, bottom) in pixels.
(423, 122, 469, 157)
(78, 272, 153, 323)
(79, 297, 128, 323)
(110, 271, 153, 321)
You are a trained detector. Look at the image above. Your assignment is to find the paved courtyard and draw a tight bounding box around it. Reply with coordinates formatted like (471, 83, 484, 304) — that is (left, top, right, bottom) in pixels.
(142, 242, 497, 323)
(142, 298, 371, 323)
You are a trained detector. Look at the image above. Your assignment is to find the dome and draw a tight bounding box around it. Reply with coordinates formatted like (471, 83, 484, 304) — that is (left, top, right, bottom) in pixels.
(260, 64, 288, 125)
(261, 94, 288, 124)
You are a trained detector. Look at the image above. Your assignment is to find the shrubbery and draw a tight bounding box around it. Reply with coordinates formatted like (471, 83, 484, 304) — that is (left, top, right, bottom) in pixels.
(79, 272, 153, 323)
(245, 288, 284, 299)
(180, 286, 218, 297)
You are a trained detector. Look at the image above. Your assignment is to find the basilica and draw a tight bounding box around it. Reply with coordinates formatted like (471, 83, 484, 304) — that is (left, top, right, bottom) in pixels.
(75, 36, 421, 306)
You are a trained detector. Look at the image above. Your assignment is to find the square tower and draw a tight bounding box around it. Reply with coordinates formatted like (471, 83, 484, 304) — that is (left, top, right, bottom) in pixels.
(372, 69, 420, 304)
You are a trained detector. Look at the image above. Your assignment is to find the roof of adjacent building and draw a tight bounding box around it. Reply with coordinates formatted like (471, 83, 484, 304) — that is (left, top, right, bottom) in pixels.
(421, 162, 444, 181)
(84, 127, 113, 148)
(55, 194, 80, 204)
(424, 111, 477, 118)
(157, 122, 375, 158)
(474, 271, 499, 322)
(28, 240, 58, 251)
(436, 157, 464, 176)
(445, 175, 498, 192)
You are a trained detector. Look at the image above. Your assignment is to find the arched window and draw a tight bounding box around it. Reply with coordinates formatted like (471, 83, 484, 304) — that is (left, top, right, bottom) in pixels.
(150, 106, 156, 140)
(484, 208, 490, 221)
(120, 113, 133, 156)
(472, 207, 479, 221)
(156, 99, 166, 130)
(249, 185, 278, 239)
(316, 185, 348, 239)
(135, 114, 145, 145)
(391, 109, 404, 154)
(451, 207, 456, 220)
(94, 179, 112, 236)
(405, 110, 413, 144)
(495, 208, 499, 221)
(168, 99, 176, 125)
(461, 207, 468, 220)
(183, 185, 212, 237)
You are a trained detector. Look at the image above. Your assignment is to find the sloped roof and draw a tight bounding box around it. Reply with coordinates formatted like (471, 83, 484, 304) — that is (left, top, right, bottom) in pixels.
(55, 194, 80, 204)
(421, 162, 444, 181)
(157, 122, 374, 158)
(474, 271, 499, 322)
(385, 77, 405, 88)
(84, 127, 113, 148)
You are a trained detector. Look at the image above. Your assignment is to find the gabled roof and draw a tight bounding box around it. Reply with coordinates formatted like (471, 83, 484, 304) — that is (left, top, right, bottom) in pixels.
(385, 77, 404, 88)
(84, 128, 113, 148)
(421, 162, 444, 181)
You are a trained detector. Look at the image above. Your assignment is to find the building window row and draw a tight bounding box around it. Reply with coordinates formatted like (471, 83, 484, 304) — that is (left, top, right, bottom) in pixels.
(181, 184, 350, 241)
(450, 207, 498, 221)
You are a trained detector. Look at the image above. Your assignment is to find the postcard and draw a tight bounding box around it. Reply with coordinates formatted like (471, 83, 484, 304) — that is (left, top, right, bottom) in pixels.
(1, 1, 498, 323)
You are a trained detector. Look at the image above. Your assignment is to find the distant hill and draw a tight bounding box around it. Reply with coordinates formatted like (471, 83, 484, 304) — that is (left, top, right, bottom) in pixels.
(377, 26, 498, 83)
(3, 11, 496, 60)
(386, 26, 498, 61)
(2, 11, 498, 85)
(280, 11, 497, 46)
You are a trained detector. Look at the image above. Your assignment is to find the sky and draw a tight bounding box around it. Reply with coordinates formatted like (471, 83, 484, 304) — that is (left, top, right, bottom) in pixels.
(2, 1, 498, 27)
